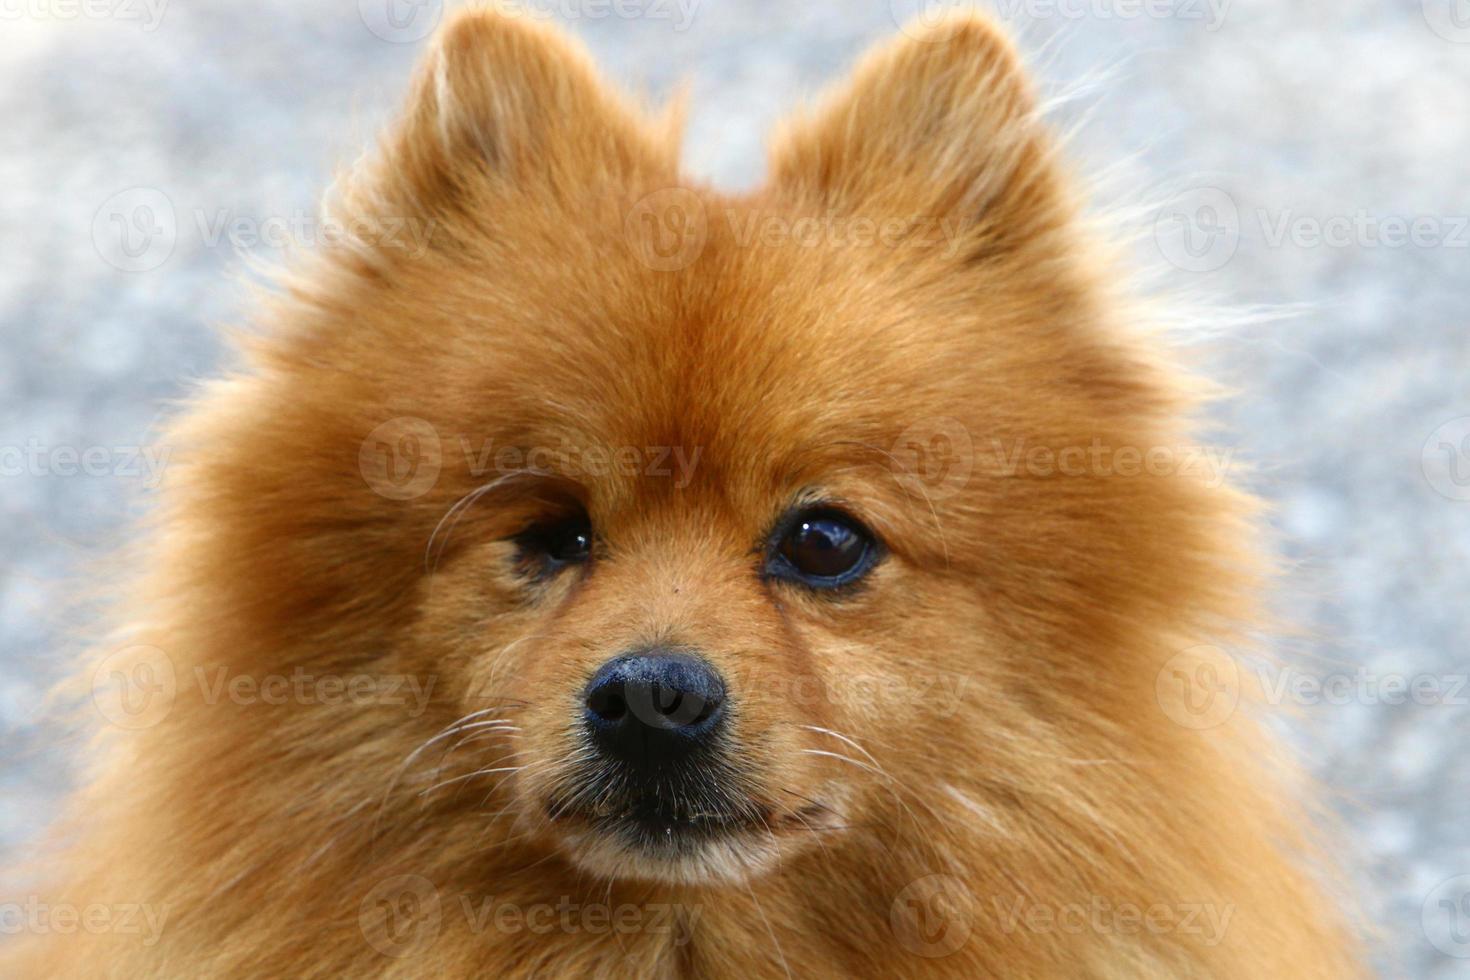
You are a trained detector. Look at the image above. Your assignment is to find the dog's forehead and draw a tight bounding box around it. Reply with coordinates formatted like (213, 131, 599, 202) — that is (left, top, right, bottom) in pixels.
(487, 234, 942, 492)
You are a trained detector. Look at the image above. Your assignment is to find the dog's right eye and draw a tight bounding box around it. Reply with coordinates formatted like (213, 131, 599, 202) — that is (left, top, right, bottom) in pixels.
(516, 514, 593, 576)
(546, 520, 592, 564)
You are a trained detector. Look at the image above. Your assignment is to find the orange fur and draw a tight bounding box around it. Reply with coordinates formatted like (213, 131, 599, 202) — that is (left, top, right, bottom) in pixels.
(3, 10, 1362, 977)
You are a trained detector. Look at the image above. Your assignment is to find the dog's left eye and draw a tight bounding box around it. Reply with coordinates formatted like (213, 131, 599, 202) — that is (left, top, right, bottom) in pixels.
(769, 509, 877, 588)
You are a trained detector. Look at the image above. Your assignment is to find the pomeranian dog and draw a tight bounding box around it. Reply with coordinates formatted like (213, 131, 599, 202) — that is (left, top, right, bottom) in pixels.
(4, 8, 1362, 977)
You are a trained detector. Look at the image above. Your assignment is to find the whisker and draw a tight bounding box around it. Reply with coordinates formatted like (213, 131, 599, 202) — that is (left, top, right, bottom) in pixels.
(799, 727, 955, 858)
(741, 871, 792, 980)
(373, 708, 523, 842)
(417, 764, 525, 799)
(424, 470, 541, 575)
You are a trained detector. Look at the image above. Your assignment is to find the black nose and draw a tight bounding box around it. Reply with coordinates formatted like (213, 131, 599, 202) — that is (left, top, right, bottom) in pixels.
(583, 652, 727, 766)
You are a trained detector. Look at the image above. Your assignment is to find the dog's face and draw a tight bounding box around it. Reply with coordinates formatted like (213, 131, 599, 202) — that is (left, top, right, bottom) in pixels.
(216, 12, 1229, 888)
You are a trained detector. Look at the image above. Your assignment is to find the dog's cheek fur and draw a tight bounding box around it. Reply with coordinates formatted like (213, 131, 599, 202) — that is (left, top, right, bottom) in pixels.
(1, 9, 1365, 978)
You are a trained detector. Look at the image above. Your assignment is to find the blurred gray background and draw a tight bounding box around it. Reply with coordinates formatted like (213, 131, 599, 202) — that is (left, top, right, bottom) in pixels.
(1, 0, 1467, 974)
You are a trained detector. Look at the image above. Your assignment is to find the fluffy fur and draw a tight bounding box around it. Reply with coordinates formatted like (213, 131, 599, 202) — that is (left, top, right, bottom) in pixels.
(4, 9, 1361, 977)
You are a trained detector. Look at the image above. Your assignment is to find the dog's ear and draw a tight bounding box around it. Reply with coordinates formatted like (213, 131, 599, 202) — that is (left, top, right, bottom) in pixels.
(766, 14, 1069, 258)
(341, 9, 680, 236)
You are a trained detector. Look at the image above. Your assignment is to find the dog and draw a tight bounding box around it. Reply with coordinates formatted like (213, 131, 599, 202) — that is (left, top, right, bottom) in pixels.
(3, 8, 1362, 977)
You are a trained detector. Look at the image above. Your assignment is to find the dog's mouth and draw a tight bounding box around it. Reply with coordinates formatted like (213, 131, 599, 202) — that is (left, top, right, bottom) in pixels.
(543, 789, 840, 882)
(552, 801, 750, 846)
(548, 798, 828, 842)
